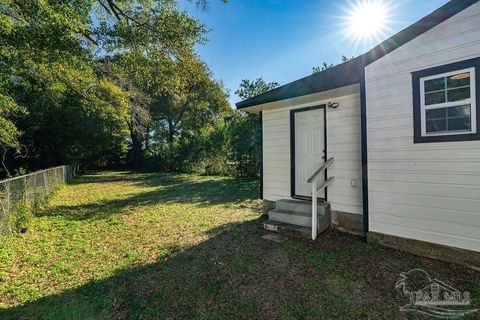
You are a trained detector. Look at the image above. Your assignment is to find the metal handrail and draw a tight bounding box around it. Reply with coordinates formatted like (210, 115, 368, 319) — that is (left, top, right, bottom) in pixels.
(310, 158, 335, 241)
(316, 177, 335, 192)
(307, 157, 335, 183)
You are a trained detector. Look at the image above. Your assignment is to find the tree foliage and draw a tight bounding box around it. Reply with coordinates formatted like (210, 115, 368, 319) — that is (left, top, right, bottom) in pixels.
(0, 0, 231, 176)
(2, 1, 355, 182)
(235, 77, 280, 100)
(312, 55, 355, 74)
(224, 77, 280, 179)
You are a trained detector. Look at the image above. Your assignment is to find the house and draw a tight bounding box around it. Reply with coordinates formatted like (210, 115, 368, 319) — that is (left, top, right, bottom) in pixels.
(236, 0, 480, 268)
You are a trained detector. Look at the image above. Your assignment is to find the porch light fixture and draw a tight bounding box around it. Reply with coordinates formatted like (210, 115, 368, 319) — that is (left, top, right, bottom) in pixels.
(328, 102, 340, 109)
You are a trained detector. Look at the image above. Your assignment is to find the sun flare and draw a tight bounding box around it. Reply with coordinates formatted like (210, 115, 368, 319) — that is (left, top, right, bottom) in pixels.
(344, 0, 392, 42)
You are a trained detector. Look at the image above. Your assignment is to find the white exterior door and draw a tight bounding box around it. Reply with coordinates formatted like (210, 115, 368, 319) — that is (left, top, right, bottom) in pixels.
(294, 108, 326, 198)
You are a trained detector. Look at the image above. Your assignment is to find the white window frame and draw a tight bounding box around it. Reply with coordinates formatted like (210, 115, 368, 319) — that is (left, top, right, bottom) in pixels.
(419, 67, 476, 137)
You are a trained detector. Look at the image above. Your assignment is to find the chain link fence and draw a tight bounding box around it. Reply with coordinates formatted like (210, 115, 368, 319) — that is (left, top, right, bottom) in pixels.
(0, 165, 73, 236)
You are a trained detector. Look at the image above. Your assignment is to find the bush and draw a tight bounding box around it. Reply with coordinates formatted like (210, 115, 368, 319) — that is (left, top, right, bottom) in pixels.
(224, 112, 261, 180)
(11, 204, 32, 233)
(144, 121, 233, 176)
(143, 111, 261, 180)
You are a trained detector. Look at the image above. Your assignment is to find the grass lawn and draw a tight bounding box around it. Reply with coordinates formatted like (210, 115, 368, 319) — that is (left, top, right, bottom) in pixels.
(0, 171, 479, 319)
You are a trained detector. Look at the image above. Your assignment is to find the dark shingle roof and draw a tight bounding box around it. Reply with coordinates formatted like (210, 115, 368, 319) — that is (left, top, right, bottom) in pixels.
(236, 0, 479, 109)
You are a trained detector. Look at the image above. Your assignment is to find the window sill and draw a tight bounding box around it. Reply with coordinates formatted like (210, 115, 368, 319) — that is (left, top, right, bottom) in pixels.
(414, 132, 480, 143)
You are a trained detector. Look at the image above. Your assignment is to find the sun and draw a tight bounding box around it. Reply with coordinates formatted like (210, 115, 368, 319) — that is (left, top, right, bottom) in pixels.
(344, 0, 392, 42)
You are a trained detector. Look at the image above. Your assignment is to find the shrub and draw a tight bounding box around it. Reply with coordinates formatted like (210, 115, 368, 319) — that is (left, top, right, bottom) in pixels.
(11, 204, 32, 233)
(224, 112, 260, 180)
(143, 111, 261, 180)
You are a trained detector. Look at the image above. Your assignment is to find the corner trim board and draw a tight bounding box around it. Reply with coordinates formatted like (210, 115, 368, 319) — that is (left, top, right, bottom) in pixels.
(259, 111, 263, 199)
(360, 69, 369, 233)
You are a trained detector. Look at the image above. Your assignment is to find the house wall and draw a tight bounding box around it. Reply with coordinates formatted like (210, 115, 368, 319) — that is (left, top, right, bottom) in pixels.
(365, 2, 480, 252)
(262, 91, 363, 215)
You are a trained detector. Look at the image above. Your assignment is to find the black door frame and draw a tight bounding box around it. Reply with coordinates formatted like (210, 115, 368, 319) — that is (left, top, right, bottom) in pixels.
(290, 104, 328, 201)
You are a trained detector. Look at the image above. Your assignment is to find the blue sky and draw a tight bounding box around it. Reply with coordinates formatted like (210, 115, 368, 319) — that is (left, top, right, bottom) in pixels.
(184, 0, 450, 107)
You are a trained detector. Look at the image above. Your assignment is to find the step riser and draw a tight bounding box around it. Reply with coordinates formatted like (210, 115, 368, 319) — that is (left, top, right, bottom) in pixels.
(268, 210, 331, 230)
(269, 211, 311, 227)
(276, 201, 329, 214)
(276, 202, 310, 213)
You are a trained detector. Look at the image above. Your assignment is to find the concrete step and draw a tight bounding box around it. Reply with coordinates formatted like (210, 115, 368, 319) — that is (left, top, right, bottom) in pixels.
(263, 220, 311, 239)
(269, 209, 314, 227)
(265, 199, 331, 239)
(276, 199, 329, 214)
(268, 209, 332, 233)
(269, 208, 331, 230)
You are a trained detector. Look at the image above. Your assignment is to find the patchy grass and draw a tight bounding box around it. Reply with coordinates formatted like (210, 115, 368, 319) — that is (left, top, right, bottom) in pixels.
(0, 171, 478, 319)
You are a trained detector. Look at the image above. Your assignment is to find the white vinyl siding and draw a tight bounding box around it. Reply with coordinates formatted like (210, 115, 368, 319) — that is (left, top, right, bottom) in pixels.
(263, 92, 363, 215)
(365, 1, 480, 252)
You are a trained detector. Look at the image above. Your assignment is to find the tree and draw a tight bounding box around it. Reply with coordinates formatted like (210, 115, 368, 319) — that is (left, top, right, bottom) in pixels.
(341, 55, 355, 62)
(97, 57, 152, 168)
(235, 77, 280, 100)
(0, 0, 141, 172)
(91, 1, 228, 168)
(150, 57, 231, 171)
(312, 63, 334, 74)
(0, 0, 227, 175)
(312, 55, 355, 74)
(109, 49, 230, 169)
(227, 77, 279, 179)
(0, 92, 25, 175)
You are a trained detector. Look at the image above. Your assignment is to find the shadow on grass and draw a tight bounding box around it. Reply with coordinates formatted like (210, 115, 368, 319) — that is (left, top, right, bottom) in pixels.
(3, 172, 479, 319)
(40, 171, 259, 221)
(2, 223, 479, 320)
(0, 218, 273, 319)
(67, 170, 184, 187)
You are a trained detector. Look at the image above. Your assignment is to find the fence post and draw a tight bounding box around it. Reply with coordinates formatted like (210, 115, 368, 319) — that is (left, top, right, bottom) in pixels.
(22, 176, 28, 206)
(43, 170, 48, 195)
(5, 181, 11, 227)
(6, 180, 11, 209)
(27, 175, 35, 207)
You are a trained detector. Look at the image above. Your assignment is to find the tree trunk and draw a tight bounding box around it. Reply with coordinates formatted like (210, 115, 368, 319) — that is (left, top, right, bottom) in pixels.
(130, 127, 143, 168)
(167, 119, 175, 171)
(145, 125, 150, 151)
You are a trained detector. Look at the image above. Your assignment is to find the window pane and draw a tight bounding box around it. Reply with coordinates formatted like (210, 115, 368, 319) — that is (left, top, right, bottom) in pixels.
(421, 71, 474, 136)
(426, 119, 447, 133)
(448, 117, 471, 131)
(447, 72, 470, 88)
(425, 77, 445, 92)
(426, 108, 447, 133)
(425, 91, 446, 105)
(426, 108, 446, 119)
(425, 105, 472, 134)
(447, 105, 471, 117)
(447, 87, 470, 102)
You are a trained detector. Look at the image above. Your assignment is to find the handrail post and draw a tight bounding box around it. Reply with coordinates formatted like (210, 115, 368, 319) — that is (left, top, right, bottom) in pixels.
(309, 157, 336, 241)
(312, 181, 317, 240)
